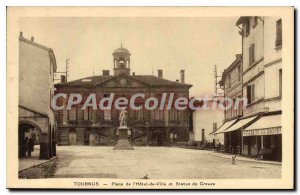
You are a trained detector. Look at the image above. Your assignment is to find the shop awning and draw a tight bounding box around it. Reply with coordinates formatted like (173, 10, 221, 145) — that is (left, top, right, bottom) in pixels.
(223, 116, 259, 133)
(212, 119, 238, 135)
(243, 114, 281, 136)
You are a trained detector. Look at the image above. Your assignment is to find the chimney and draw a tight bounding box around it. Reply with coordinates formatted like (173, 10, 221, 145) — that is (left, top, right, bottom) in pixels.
(180, 69, 185, 83)
(157, 69, 163, 78)
(132, 72, 135, 76)
(102, 70, 110, 76)
(20, 32, 23, 37)
(31, 36, 34, 42)
(61, 75, 66, 83)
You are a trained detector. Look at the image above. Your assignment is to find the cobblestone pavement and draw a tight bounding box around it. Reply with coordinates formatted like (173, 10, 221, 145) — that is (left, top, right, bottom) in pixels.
(46, 146, 281, 179)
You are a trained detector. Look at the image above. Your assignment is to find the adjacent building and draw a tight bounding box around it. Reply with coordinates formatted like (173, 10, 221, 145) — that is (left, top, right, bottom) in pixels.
(193, 103, 224, 147)
(215, 54, 243, 154)
(19, 33, 57, 159)
(54, 46, 192, 146)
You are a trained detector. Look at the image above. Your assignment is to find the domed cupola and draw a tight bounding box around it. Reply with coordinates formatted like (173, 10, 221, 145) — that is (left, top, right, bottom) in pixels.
(113, 44, 131, 76)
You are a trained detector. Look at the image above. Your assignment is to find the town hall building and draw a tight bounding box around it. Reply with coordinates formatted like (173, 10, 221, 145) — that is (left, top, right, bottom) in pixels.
(54, 46, 192, 146)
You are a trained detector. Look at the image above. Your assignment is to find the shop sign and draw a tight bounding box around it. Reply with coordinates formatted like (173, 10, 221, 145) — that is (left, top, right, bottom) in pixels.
(243, 127, 281, 136)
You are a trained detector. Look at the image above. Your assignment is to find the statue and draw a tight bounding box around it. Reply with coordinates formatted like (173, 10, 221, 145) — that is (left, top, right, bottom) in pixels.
(119, 110, 128, 127)
(114, 109, 134, 150)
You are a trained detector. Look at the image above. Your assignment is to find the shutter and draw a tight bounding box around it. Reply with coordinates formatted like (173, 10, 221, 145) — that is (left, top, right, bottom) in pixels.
(251, 85, 255, 102)
(69, 106, 77, 121)
(276, 19, 282, 46)
(247, 85, 251, 104)
(252, 44, 255, 63)
(83, 108, 89, 121)
(249, 46, 252, 66)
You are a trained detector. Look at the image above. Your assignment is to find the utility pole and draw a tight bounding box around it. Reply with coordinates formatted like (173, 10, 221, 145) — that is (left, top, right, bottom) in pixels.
(213, 65, 223, 97)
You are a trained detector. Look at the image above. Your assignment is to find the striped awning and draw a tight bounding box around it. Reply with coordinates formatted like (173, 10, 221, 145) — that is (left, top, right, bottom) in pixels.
(212, 119, 238, 135)
(243, 114, 281, 136)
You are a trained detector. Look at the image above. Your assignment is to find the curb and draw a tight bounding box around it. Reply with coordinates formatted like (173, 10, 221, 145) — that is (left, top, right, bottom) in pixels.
(208, 152, 282, 166)
(19, 156, 58, 173)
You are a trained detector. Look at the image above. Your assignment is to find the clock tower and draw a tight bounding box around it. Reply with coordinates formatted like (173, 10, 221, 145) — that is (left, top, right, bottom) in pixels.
(113, 44, 131, 76)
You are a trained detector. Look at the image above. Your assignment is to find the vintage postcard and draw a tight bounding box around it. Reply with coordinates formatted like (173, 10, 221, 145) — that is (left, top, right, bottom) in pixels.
(6, 7, 294, 189)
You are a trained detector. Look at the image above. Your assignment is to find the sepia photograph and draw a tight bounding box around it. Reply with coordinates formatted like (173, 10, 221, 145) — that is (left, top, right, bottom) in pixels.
(6, 6, 294, 189)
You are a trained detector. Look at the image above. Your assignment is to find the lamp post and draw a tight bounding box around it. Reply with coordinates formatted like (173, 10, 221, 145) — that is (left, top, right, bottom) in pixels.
(146, 121, 149, 147)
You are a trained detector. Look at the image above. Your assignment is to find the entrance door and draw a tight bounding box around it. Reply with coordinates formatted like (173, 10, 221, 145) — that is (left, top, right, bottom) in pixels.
(69, 133, 77, 145)
(89, 134, 96, 146)
(152, 132, 163, 146)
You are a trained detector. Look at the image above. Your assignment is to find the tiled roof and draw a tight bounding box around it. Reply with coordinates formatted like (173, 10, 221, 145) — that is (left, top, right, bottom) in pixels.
(55, 75, 192, 88)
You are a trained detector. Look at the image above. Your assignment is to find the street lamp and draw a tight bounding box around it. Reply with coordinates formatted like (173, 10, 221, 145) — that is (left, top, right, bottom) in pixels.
(146, 121, 149, 147)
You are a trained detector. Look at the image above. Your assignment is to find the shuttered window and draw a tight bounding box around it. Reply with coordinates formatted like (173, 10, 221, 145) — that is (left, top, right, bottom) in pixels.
(83, 107, 89, 121)
(104, 110, 111, 120)
(68, 106, 77, 121)
(249, 44, 255, 66)
(275, 19, 282, 47)
(247, 84, 255, 104)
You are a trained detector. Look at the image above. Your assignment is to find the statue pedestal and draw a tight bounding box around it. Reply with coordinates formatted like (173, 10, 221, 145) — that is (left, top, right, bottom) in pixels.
(113, 126, 134, 150)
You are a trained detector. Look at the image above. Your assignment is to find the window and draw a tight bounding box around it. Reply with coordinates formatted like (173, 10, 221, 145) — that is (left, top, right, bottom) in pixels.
(238, 65, 241, 81)
(83, 107, 90, 121)
(104, 110, 111, 120)
(276, 19, 282, 47)
(253, 16, 258, 28)
(237, 95, 243, 115)
(228, 74, 231, 89)
(247, 85, 255, 104)
(279, 69, 282, 97)
(68, 106, 77, 121)
(170, 108, 178, 121)
(155, 108, 164, 121)
(244, 18, 250, 36)
(249, 44, 255, 66)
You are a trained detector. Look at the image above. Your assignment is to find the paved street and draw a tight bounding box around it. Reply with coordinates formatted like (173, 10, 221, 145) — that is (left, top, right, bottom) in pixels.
(50, 146, 281, 179)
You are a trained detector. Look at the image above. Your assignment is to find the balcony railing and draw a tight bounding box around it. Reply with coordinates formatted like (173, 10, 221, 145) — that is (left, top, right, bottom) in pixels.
(244, 100, 269, 116)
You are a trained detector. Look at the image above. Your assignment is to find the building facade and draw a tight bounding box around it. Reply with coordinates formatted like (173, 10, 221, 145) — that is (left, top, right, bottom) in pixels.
(214, 17, 282, 161)
(216, 54, 243, 154)
(55, 46, 192, 146)
(19, 33, 57, 159)
(193, 103, 224, 147)
(238, 16, 282, 161)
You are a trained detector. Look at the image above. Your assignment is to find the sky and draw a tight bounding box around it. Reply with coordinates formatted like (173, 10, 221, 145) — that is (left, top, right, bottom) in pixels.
(20, 17, 241, 97)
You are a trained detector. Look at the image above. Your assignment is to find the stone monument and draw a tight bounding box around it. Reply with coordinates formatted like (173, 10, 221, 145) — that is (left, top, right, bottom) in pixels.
(113, 110, 134, 150)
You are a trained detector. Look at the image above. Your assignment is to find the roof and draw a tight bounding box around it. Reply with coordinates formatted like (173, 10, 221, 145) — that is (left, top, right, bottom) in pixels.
(55, 74, 192, 88)
(219, 54, 242, 86)
(113, 47, 131, 55)
(19, 36, 57, 72)
(236, 16, 250, 26)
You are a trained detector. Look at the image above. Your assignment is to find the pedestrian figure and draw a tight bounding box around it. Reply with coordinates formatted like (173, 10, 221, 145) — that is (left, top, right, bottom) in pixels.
(27, 137, 34, 157)
(231, 155, 236, 165)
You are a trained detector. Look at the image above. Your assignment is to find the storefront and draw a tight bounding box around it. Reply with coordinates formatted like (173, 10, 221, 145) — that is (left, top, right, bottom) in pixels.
(242, 114, 282, 162)
(213, 119, 238, 152)
(223, 116, 259, 155)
